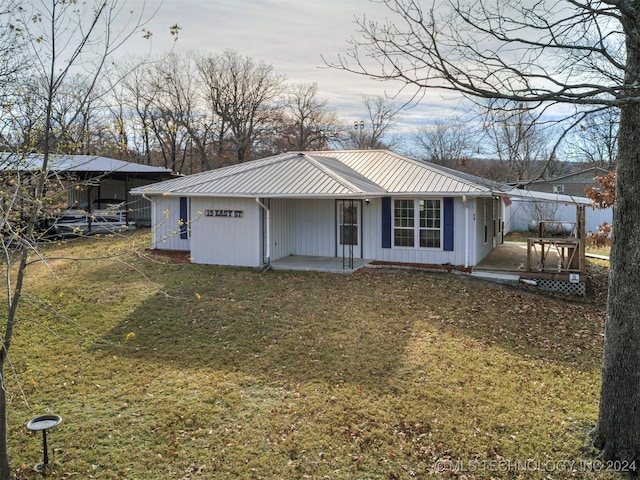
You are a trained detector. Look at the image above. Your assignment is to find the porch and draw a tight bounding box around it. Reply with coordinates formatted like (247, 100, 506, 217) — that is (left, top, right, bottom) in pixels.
(472, 240, 586, 295)
(269, 255, 373, 274)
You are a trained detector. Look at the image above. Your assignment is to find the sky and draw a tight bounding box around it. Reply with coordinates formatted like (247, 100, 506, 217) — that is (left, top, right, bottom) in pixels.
(117, 0, 463, 133)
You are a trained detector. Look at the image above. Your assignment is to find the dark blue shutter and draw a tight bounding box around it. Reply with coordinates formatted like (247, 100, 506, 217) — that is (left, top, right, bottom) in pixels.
(381, 197, 391, 248)
(443, 197, 454, 251)
(179, 197, 188, 239)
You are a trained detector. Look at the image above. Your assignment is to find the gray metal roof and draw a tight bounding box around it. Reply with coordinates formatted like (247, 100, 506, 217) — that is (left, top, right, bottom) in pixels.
(501, 187, 593, 205)
(0, 153, 174, 178)
(131, 150, 495, 198)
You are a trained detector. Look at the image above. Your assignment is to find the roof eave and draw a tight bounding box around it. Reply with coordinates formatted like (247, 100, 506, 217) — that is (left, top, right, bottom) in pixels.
(131, 190, 494, 198)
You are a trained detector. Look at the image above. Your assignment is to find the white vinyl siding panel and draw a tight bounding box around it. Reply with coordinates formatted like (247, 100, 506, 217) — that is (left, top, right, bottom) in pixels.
(290, 200, 335, 257)
(366, 198, 471, 266)
(190, 198, 261, 267)
(150, 196, 190, 251)
(269, 199, 335, 259)
(475, 198, 495, 263)
(269, 199, 293, 261)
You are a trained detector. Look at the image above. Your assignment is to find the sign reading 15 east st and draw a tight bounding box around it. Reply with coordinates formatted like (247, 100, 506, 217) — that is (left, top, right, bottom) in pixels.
(205, 209, 244, 218)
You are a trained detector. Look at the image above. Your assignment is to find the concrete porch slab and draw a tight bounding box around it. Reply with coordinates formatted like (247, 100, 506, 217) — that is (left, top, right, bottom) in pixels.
(269, 255, 372, 274)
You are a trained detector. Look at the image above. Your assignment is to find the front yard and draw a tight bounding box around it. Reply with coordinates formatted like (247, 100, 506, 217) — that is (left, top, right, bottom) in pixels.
(6, 232, 612, 478)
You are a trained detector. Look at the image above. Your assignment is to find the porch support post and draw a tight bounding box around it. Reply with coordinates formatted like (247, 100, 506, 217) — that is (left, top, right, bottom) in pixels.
(256, 198, 271, 266)
(463, 195, 469, 268)
(578, 204, 586, 273)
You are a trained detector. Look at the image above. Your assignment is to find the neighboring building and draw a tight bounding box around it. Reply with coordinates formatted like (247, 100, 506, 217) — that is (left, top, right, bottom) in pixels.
(510, 166, 611, 197)
(506, 166, 612, 233)
(0, 153, 176, 227)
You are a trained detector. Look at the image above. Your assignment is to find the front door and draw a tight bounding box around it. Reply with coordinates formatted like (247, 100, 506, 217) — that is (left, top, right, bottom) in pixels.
(337, 200, 361, 259)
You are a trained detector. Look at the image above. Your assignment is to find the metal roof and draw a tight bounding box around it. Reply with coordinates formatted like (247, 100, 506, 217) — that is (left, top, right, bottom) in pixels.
(312, 150, 498, 194)
(131, 150, 495, 198)
(0, 153, 175, 178)
(500, 187, 593, 205)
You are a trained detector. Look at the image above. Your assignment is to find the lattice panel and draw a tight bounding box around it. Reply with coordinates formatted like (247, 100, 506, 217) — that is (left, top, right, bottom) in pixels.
(536, 279, 586, 296)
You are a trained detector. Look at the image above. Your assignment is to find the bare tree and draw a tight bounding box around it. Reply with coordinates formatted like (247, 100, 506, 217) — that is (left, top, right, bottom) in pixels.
(565, 108, 618, 169)
(0, 1, 28, 150)
(196, 50, 286, 163)
(412, 118, 475, 169)
(0, 1, 165, 475)
(141, 55, 199, 173)
(282, 82, 341, 151)
(113, 58, 161, 165)
(331, 0, 640, 468)
(483, 102, 550, 181)
(341, 95, 399, 149)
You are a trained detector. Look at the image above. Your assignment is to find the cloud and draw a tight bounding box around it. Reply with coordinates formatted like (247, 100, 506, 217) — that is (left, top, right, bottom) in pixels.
(117, 0, 458, 131)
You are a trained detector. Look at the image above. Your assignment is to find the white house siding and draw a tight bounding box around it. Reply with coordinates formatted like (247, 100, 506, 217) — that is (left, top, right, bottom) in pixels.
(505, 198, 611, 234)
(271, 197, 475, 266)
(149, 195, 498, 268)
(366, 197, 476, 267)
(475, 197, 498, 265)
(150, 196, 190, 251)
(190, 197, 261, 266)
(361, 198, 381, 260)
(269, 199, 337, 259)
(269, 199, 293, 261)
(290, 199, 335, 256)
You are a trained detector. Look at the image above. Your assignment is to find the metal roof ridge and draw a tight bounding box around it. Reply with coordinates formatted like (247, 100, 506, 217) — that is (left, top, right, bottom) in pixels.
(301, 153, 375, 194)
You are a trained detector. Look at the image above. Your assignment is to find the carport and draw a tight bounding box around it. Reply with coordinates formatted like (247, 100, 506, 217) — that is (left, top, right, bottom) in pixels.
(1, 153, 176, 227)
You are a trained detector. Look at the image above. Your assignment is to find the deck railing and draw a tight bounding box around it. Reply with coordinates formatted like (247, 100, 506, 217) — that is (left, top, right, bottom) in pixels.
(526, 237, 584, 273)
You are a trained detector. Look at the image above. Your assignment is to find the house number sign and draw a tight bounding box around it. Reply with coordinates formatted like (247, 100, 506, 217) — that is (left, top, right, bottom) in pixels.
(205, 209, 244, 218)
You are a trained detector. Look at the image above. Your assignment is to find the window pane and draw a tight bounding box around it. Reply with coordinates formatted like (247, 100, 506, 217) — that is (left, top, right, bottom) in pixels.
(394, 228, 414, 247)
(394, 199, 414, 228)
(420, 229, 441, 248)
(419, 198, 441, 248)
(342, 205, 357, 224)
(340, 225, 358, 245)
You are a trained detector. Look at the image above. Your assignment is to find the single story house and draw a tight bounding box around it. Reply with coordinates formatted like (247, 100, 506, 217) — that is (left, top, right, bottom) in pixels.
(131, 150, 516, 270)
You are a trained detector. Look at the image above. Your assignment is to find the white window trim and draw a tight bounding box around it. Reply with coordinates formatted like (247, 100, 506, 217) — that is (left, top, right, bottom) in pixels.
(392, 198, 443, 250)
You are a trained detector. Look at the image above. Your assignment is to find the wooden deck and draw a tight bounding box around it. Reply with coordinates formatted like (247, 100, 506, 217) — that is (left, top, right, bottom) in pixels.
(474, 242, 530, 272)
(474, 241, 584, 282)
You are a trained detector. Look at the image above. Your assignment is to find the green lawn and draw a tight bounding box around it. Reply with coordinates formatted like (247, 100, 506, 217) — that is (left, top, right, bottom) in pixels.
(5, 232, 614, 479)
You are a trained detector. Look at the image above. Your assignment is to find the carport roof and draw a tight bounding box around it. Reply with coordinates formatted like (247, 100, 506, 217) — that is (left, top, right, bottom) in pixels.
(130, 150, 496, 198)
(0, 153, 175, 180)
(500, 187, 593, 205)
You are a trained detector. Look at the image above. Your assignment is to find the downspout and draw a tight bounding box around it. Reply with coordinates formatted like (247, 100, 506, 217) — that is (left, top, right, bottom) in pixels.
(463, 195, 469, 269)
(256, 198, 271, 271)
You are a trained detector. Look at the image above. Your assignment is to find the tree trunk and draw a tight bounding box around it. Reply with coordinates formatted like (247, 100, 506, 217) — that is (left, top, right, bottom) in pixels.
(591, 98, 640, 472)
(0, 359, 9, 479)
